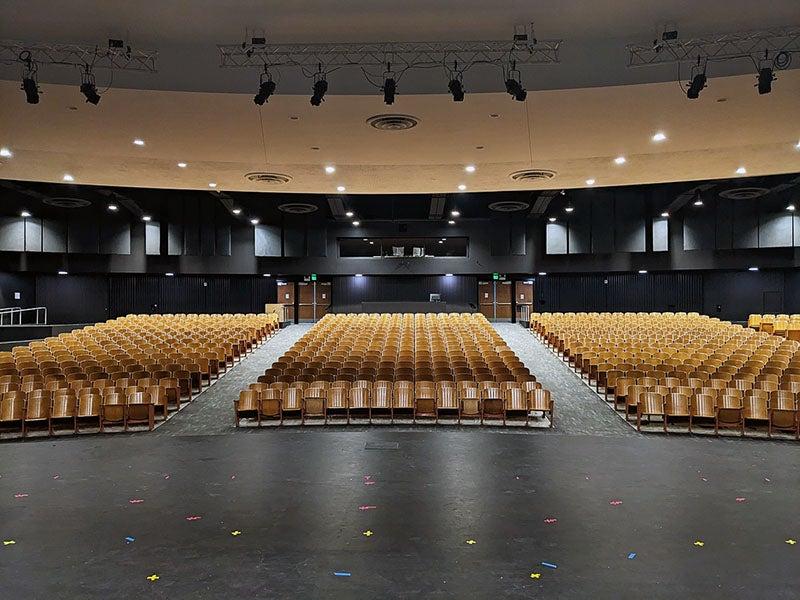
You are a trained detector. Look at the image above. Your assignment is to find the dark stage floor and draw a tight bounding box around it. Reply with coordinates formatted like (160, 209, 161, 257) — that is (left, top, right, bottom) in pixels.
(2, 429, 799, 599)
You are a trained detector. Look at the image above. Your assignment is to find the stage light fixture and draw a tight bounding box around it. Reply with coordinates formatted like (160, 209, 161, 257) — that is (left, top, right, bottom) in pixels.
(564, 206, 574, 213)
(382, 77, 396, 105)
(748, 266, 759, 271)
(310, 76, 328, 106)
(448, 77, 465, 102)
(0, 148, 12, 158)
(62, 174, 74, 182)
(254, 77, 276, 105)
(660, 212, 669, 217)
(687, 72, 706, 99)
(20, 210, 31, 217)
(22, 76, 40, 104)
(165, 272, 175, 277)
(736, 167, 747, 175)
(548, 217, 556, 222)
(345, 211, 354, 217)
(538, 272, 547, 276)
(757, 67, 774, 95)
(208, 182, 217, 188)
(337, 186, 346, 192)
(638, 270, 648, 274)
(457, 184, 466, 191)
(585, 178, 596, 186)
(107, 204, 118, 211)
(787, 204, 796, 211)
(447, 220, 455, 225)
(352, 220, 360, 226)
(58, 270, 68, 276)
(250, 218, 259, 225)
(232, 208, 242, 215)
(80, 69, 101, 105)
(504, 76, 527, 101)
(142, 215, 152, 221)
(451, 210, 460, 217)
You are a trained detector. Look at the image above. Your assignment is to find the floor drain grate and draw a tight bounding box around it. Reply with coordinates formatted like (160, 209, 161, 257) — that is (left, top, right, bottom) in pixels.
(364, 442, 399, 450)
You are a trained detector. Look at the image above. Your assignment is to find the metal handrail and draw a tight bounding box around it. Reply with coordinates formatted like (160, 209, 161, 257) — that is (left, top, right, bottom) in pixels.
(0, 306, 48, 325)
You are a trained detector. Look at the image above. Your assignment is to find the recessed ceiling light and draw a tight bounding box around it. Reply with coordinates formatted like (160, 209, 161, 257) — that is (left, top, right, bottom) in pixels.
(352, 220, 360, 226)
(447, 220, 456, 225)
(345, 211, 354, 217)
(438, 240, 444, 244)
(748, 266, 759, 271)
(250, 218, 260, 225)
(457, 184, 466, 191)
(660, 212, 669, 217)
(451, 210, 460, 217)
(208, 182, 217, 188)
(638, 270, 648, 274)
(0, 147, 12, 158)
(354, 273, 363, 277)
(465, 165, 476, 173)
(362, 238, 368, 241)
(795, 141, 800, 150)
(177, 162, 187, 168)
(231, 208, 242, 215)
(538, 272, 547, 276)
(441, 238, 446, 241)
(58, 270, 68, 276)
(133, 139, 145, 146)
(369, 241, 374, 245)
(263, 273, 271, 277)
(564, 206, 574, 213)
(693, 199, 704, 207)
(585, 178, 596, 186)
(548, 217, 556, 223)
(20, 210, 31, 217)
(736, 166, 747, 175)
(62, 174, 75, 182)
(325, 165, 336, 174)
(142, 215, 152, 222)
(651, 132, 667, 142)
(337, 186, 346, 192)
(165, 272, 175, 277)
(614, 156, 626, 165)
(107, 204, 118, 211)
(787, 204, 796, 211)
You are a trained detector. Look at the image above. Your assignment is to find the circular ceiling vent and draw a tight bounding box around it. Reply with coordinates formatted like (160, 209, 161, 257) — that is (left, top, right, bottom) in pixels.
(367, 114, 419, 131)
(278, 203, 318, 214)
(488, 200, 531, 212)
(509, 169, 557, 182)
(42, 197, 91, 209)
(244, 172, 292, 185)
(718, 187, 770, 200)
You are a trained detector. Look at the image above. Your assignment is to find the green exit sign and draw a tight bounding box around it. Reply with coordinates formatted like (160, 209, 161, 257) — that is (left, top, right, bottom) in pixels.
(492, 272, 500, 280)
(310, 273, 317, 281)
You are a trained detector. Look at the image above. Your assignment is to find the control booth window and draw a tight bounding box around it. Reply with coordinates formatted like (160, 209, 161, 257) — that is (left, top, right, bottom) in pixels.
(339, 237, 467, 258)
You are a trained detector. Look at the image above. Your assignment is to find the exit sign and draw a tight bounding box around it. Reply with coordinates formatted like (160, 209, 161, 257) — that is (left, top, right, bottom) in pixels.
(310, 273, 317, 281)
(492, 272, 500, 280)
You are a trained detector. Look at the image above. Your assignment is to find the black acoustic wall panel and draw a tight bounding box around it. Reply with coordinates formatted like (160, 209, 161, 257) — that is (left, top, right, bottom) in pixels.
(0, 217, 25, 252)
(331, 275, 477, 313)
(591, 192, 615, 253)
(108, 274, 278, 318)
(732, 199, 759, 249)
(254, 225, 281, 257)
(759, 212, 792, 248)
(67, 217, 100, 254)
(100, 221, 131, 255)
(510, 218, 527, 256)
(183, 197, 200, 255)
(490, 216, 511, 256)
(683, 208, 716, 250)
(614, 191, 646, 252)
(24, 218, 43, 252)
(283, 220, 305, 257)
(36, 274, 108, 323)
(307, 225, 327, 257)
(715, 198, 734, 250)
(42, 219, 67, 253)
(199, 201, 216, 256)
(215, 224, 231, 256)
(567, 197, 591, 254)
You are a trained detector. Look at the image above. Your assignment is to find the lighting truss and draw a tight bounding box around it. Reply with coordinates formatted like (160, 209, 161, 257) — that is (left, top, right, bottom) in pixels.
(0, 40, 158, 72)
(218, 39, 561, 72)
(626, 26, 800, 67)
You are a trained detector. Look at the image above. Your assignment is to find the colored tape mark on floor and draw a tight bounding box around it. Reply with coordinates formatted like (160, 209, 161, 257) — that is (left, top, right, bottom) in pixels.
(541, 562, 558, 569)
(333, 572, 351, 577)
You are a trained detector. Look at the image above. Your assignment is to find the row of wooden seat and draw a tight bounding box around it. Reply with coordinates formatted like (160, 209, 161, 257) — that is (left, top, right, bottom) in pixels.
(747, 314, 800, 339)
(0, 387, 178, 435)
(235, 383, 553, 426)
(0, 313, 278, 438)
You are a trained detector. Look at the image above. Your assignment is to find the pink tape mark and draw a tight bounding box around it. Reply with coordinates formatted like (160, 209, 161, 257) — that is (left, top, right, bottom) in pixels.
(185, 515, 202, 521)
(230, 475, 236, 480)
(363, 481, 375, 486)
(128, 499, 144, 504)
(14, 493, 28, 499)
(735, 497, 747, 503)
(163, 474, 170, 480)
(52, 474, 60, 480)
(544, 518, 558, 524)
(609, 499, 623, 506)
(358, 505, 377, 511)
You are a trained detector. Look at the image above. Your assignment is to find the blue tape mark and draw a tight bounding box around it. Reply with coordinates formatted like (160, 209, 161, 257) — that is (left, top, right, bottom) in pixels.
(333, 572, 351, 577)
(627, 553, 637, 560)
(541, 562, 558, 569)
(124, 536, 135, 544)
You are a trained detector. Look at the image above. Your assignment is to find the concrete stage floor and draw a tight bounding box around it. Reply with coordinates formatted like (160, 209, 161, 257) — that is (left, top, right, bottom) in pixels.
(1, 429, 799, 599)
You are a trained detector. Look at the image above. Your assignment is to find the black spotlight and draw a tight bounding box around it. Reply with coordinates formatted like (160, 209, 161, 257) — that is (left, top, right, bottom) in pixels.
(448, 78, 465, 102)
(757, 67, 774, 95)
(80, 81, 101, 105)
(310, 78, 328, 106)
(505, 77, 527, 102)
(254, 79, 276, 105)
(22, 76, 40, 104)
(686, 73, 706, 99)
(382, 77, 396, 105)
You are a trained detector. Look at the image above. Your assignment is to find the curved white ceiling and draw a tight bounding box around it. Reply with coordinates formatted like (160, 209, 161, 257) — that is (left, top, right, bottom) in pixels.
(1, 69, 799, 195)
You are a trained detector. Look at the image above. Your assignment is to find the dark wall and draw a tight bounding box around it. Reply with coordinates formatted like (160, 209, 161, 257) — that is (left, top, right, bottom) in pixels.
(0, 272, 36, 310)
(36, 275, 109, 323)
(331, 275, 477, 313)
